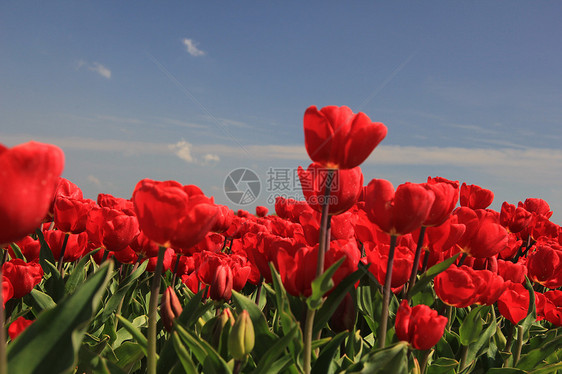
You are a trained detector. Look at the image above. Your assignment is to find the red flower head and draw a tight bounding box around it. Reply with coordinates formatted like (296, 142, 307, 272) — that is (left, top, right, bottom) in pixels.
(2, 259, 44, 298)
(364, 179, 435, 236)
(0, 141, 64, 244)
(422, 177, 459, 227)
(298, 163, 363, 215)
(97, 193, 136, 215)
(518, 198, 552, 219)
(86, 206, 140, 252)
(500, 202, 532, 234)
(454, 207, 508, 258)
(255, 206, 268, 218)
(211, 205, 234, 233)
(132, 179, 217, 249)
(497, 282, 533, 325)
(395, 300, 447, 350)
(9, 236, 41, 263)
(43, 230, 88, 263)
(527, 245, 562, 289)
(434, 265, 480, 308)
(3, 278, 13, 306)
(47, 177, 83, 220)
(303, 105, 387, 169)
(8, 316, 34, 340)
(54, 197, 96, 234)
(460, 183, 494, 210)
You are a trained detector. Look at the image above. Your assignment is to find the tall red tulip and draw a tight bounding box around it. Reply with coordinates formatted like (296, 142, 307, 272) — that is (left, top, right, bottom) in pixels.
(303, 105, 387, 169)
(0, 141, 64, 244)
(460, 183, 494, 210)
(132, 179, 218, 249)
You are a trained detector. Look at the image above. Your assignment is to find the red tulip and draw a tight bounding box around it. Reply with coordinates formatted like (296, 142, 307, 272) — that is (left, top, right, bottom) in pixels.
(43, 230, 88, 262)
(47, 177, 83, 220)
(2, 259, 44, 298)
(132, 179, 217, 249)
(9, 236, 41, 263)
(0, 141, 64, 244)
(54, 197, 96, 234)
(8, 316, 34, 340)
(454, 207, 508, 258)
(497, 282, 532, 325)
(3, 278, 13, 306)
(97, 193, 135, 215)
(422, 178, 459, 227)
(434, 265, 480, 308)
(255, 206, 268, 217)
(86, 206, 140, 252)
(160, 286, 183, 332)
(395, 300, 447, 350)
(364, 179, 435, 236)
(460, 183, 494, 210)
(298, 163, 363, 215)
(303, 105, 387, 169)
(500, 202, 532, 234)
(527, 245, 562, 289)
(518, 198, 552, 219)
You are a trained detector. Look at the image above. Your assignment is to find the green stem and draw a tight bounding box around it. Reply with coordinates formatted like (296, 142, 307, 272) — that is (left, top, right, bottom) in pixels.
(420, 349, 432, 374)
(378, 234, 398, 348)
(513, 324, 524, 366)
(303, 308, 316, 374)
(57, 232, 70, 275)
(304, 169, 334, 374)
(459, 344, 469, 371)
(0, 267, 6, 374)
(147, 245, 167, 374)
(406, 226, 426, 300)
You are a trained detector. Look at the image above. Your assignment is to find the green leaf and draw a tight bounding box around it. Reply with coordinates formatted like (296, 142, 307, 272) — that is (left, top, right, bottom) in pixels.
(231, 290, 278, 357)
(115, 314, 148, 355)
(28, 289, 57, 312)
(65, 247, 100, 294)
(253, 325, 298, 374)
(42, 258, 65, 302)
(311, 331, 347, 374)
(306, 257, 345, 310)
(36, 228, 57, 273)
(530, 361, 562, 374)
(425, 357, 458, 374)
(516, 334, 562, 370)
(518, 277, 536, 336)
(172, 331, 198, 374)
(101, 261, 148, 322)
(110, 342, 145, 372)
(345, 341, 409, 374)
(459, 305, 486, 346)
(9, 242, 26, 261)
(463, 306, 497, 367)
(7, 261, 113, 374)
(408, 252, 460, 299)
(313, 265, 367, 335)
(486, 369, 526, 374)
(175, 324, 231, 373)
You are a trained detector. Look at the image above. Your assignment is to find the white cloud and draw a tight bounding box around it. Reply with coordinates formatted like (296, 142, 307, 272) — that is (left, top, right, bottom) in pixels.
(77, 60, 111, 79)
(202, 153, 220, 165)
(182, 38, 205, 57)
(169, 140, 195, 163)
(87, 175, 102, 187)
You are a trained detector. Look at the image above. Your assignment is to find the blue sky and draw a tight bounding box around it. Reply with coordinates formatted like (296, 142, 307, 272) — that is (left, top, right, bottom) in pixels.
(2, 2, 562, 222)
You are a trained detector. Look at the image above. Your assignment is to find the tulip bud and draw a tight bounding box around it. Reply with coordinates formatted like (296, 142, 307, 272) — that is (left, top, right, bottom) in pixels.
(209, 263, 233, 301)
(201, 308, 235, 350)
(228, 310, 255, 360)
(160, 286, 183, 332)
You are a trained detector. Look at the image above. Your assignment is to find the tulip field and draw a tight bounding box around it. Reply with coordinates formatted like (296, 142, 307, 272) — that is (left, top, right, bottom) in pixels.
(1, 105, 562, 374)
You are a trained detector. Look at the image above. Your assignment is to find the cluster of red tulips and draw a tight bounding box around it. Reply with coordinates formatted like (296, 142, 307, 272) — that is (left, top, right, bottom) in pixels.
(1, 105, 561, 373)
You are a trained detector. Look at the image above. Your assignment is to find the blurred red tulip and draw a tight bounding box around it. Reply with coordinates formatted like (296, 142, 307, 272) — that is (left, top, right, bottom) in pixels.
(2, 259, 43, 298)
(8, 316, 34, 340)
(54, 197, 96, 234)
(0, 141, 64, 244)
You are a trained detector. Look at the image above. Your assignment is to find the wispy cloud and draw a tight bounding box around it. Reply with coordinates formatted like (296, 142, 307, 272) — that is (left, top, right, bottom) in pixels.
(168, 140, 220, 166)
(77, 60, 111, 79)
(182, 38, 205, 57)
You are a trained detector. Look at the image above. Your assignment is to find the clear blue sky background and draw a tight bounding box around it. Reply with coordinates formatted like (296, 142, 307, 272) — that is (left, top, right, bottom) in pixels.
(2, 2, 562, 221)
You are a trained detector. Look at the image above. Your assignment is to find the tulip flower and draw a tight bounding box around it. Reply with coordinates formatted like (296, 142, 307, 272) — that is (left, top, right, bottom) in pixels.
(459, 183, 494, 210)
(2, 278, 13, 306)
(303, 105, 387, 169)
(132, 179, 218, 249)
(228, 310, 255, 360)
(43, 230, 88, 263)
(0, 141, 64, 244)
(395, 300, 447, 350)
(2, 259, 43, 299)
(8, 316, 34, 340)
(160, 286, 183, 332)
(54, 197, 96, 234)
(500, 202, 532, 234)
(364, 179, 435, 237)
(298, 163, 363, 215)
